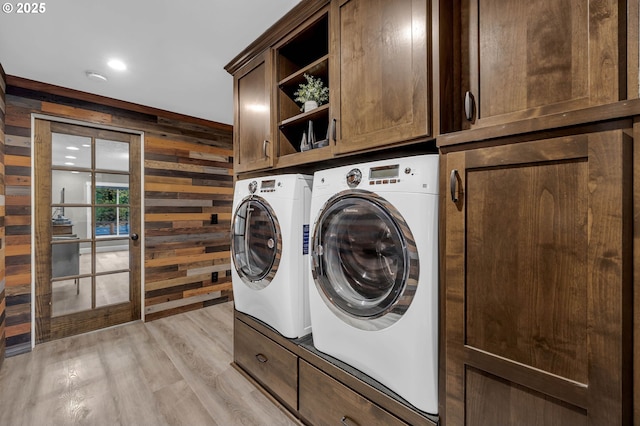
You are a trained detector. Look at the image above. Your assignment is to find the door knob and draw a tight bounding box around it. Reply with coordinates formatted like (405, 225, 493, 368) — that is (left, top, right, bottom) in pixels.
(130, 233, 139, 241)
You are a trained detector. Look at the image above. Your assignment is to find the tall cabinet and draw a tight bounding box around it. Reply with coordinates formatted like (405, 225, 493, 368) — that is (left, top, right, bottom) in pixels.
(440, 0, 637, 422)
(440, 119, 634, 425)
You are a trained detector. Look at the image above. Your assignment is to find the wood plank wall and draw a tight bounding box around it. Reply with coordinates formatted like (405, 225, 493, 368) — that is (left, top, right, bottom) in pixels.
(3, 76, 233, 354)
(0, 64, 6, 365)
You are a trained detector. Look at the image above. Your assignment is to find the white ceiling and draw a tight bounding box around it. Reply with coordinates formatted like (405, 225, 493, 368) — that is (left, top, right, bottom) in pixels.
(0, 0, 301, 125)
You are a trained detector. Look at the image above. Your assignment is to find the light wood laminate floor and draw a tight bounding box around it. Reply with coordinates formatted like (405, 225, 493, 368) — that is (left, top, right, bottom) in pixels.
(0, 302, 299, 425)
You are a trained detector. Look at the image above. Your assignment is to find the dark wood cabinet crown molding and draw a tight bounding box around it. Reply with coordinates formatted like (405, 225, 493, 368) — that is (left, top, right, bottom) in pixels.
(224, 0, 331, 75)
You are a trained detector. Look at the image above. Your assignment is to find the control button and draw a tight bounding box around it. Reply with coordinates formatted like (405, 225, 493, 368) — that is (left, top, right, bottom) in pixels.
(390, 179, 397, 183)
(383, 179, 389, 184)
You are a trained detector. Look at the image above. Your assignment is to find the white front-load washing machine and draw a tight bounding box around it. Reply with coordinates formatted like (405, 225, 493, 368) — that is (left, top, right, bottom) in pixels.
(308, 155, 439, 414)
(231, 174, 313, 339)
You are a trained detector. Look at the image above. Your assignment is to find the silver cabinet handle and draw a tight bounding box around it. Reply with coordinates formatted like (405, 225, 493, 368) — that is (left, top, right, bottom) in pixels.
(341, 416, 359, 426)
(262, 140, 270, 159)
(464, 91, 475, 122)
(450, 169, 460, 203)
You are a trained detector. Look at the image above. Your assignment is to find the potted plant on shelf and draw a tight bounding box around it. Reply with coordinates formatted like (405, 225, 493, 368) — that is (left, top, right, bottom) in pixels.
(294, 73, 329, 112)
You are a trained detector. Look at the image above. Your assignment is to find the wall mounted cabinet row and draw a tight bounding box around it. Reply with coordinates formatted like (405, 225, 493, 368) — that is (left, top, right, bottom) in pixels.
(227, 0, 435, 174)
(227, 0, 637, 174)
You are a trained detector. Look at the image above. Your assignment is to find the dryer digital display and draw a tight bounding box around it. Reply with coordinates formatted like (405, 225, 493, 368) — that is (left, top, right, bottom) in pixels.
(369, 164, 399, 180)
(261, 179, 276, 190)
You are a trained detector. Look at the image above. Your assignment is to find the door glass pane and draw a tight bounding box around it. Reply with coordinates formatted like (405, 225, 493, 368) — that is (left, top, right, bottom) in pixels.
(95, 173, 129, 190)
(52, 170, 91, 205)
(52, 133, 91, 168)
(96, 240, 129, 274)
(96, 273, 129, 307)
(52, 206, 91, 239)
(96, 139, 129, 171)
(79, 244, 92, 275)
(51, 239, 80, 279)
(95, 207, 129, 237)
(52, 277, 91, 316)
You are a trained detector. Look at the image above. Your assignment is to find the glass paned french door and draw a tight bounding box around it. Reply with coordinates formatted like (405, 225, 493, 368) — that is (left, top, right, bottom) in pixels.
(34, 119, 141, 342)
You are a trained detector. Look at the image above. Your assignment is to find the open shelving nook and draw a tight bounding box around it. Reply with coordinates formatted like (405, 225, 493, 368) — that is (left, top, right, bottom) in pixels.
(275, 9, 330, 163)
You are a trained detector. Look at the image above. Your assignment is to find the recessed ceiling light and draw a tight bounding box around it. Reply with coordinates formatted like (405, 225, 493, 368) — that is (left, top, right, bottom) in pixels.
(86, 71, 108, 82)
(65, 155, 76, 159)
(107, 59, 127, 71)
(64, 162, 75, 166)
(82, 144, 91, 147)
(71, 171, 80, 174)
(66, 146, 80, 151)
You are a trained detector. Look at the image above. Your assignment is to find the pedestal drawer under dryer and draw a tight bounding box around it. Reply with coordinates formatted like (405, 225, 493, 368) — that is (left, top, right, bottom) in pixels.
(299, 359, 408, 426)
(234, 319, 298, 411)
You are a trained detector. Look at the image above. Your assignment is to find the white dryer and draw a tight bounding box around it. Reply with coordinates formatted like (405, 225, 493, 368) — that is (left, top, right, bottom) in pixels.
(231, 174, 313, 339)
(308, 155, 439, 414)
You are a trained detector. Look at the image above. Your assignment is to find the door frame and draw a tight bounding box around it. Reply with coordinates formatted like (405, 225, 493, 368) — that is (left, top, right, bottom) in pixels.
(30, 114, 145, 349)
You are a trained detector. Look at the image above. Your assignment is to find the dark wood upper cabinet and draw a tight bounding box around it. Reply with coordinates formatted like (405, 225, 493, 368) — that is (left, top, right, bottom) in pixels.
(441, 123, 633, 425)
(233, 50, 274, 173)
(459, 0, 627, 129)
(331, 0, 431, 154)
(226, 0, 437, 172)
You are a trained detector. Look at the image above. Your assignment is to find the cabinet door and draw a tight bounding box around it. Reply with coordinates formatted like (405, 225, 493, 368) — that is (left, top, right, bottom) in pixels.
(331, 0, 430, 154)
(460, 0, 624, 129)
(443, 126, 632, 424)
(233, 50, 273, 173)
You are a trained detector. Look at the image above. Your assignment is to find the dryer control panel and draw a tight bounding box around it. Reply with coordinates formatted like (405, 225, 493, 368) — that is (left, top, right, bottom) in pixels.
(260, 179, 277, 193)
(314, 154, 439, 196)
(368, 164, 404, 186)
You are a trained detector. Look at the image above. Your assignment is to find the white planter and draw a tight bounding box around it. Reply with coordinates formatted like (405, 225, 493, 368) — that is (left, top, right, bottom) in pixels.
(304, 101, 318, 112)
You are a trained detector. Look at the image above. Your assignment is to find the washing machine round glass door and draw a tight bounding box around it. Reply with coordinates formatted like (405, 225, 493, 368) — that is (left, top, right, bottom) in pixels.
(232, 197, 281, 290)
(311, 190, 419, 330)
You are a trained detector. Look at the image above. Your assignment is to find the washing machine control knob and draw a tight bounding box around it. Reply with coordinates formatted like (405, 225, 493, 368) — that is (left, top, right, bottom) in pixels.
(346, 168, 362, 188)
(248, 181, 258, 194)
